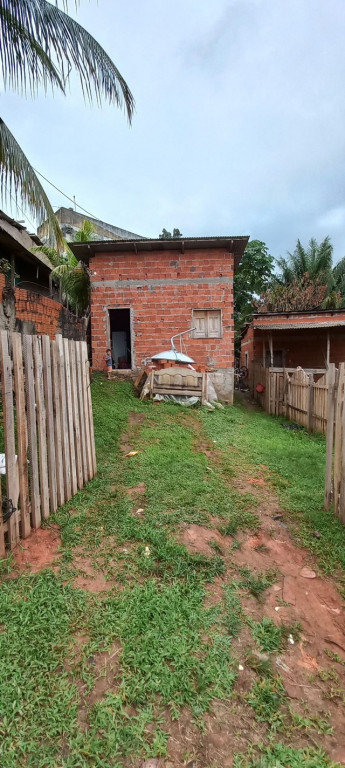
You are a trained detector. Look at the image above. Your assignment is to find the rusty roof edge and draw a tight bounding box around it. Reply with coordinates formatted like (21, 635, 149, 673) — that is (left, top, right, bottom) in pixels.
(252, 321, 345, 329)
(252, 308, 345, 317)
(70, 235, 249, 262)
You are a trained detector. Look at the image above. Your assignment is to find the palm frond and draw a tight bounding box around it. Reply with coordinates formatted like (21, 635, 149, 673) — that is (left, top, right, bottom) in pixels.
(0, 118, 64, 251)
(0, 4, 64, 94)
(0, 0, 135, 121)
(32, 243, 68, 266)
(73, 218, 96, 242)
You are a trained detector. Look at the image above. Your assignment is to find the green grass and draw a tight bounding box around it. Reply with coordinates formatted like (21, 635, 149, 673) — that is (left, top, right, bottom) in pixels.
(238, 566, 277, 600)
(234, 743, 339, 768)
(247, 675, 286, 727)
(0, 379, 343, 767)
(201, 398, 345, 580)
(250, 617, 302, 653)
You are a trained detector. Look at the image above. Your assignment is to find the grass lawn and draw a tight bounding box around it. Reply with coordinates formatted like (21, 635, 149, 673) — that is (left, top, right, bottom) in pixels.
(0, 378, 344, 768)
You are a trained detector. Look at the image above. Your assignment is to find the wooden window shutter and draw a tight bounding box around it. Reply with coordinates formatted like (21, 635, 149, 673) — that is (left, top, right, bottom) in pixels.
(207, 310, 221, 338)
(193, 311, 207, 337)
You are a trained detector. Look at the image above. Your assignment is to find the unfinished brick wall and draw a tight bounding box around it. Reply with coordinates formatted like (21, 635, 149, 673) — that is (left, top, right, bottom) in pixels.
(0, 273, 84, 340)
(90, 247, 235, 371)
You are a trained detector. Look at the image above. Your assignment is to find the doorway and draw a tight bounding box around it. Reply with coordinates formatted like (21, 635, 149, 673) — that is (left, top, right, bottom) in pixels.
(108, 308, 132, 369)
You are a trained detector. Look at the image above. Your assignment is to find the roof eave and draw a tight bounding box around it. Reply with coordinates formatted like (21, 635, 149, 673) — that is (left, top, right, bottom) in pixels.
(70, 235, 249, 266)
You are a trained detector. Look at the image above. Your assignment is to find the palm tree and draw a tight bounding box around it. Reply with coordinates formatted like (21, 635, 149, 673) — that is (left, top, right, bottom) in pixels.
(276, 237, 333, 285)
(0, 0, 134, 249)
(34, 218, 96, 313)
(276, 237, 333, 284)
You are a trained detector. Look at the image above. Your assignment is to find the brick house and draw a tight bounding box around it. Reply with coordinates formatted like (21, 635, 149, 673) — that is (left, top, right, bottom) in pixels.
(71, 236, 249, 401)
(240, 309, 345, 373)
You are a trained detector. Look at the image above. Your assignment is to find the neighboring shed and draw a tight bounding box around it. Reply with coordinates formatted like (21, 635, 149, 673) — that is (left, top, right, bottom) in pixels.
(0, 209, 53, 294)
(241, 309, 345, 372)
(71, 235, 249, 402)
(0, 210, 85, 340)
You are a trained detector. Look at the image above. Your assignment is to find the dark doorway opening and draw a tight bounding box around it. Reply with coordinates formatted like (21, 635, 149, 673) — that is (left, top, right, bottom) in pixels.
(109, 308, 132, 369)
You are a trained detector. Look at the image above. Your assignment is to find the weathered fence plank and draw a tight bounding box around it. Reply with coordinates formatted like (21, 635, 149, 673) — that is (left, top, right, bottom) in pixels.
(64, 337, 77, 497)
(51, 340, 64, 507)
(69, 340, 83, 490)
(81, 341, 97, 477)
(0, 331, 18, 548)
(33, 336, 50, 520)
(0, 453, 4, 558)
(76, 341, 88, 485)
(56, 334, 72, 501)
(12, 333, 31, 538)
(81, 341, 93, 481)
(23, 334, 41, 528)
(42, 336, 57, 513)
(0, 331, 96, 554)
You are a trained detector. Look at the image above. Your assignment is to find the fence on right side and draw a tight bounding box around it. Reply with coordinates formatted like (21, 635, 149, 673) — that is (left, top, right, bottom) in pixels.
(250, 361, 345, 525)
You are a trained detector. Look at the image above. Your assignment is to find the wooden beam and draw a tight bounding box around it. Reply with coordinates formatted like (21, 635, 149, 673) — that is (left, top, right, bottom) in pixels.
(326, 332, 330, 368)
(268, 333, 273, 368)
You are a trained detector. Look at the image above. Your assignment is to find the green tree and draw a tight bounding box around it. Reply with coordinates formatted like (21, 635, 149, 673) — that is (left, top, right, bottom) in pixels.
(0, 0, 134, 249)
(256, 274, 329, 313)
(262, 236, 344, 311)
(159, 228, 183, 239)
(234, 239, 274, 342)
(276, 236, 333, 284)
(34, 219, 96, 314)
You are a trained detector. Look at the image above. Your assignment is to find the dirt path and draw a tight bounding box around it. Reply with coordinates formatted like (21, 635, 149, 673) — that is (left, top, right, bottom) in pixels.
(9, 403, 345, 767)
(179, 457, 345, 767)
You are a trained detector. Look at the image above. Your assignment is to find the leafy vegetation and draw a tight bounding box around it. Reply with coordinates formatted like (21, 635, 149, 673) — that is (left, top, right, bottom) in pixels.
(238, 566, 277, 600)
(158, 227, 183, 239)
(234, 239, 274, 343)
(250, 617, 301, 653)
(34, 219, 95, 314)
(0, 1, 133, 247)
(256, 236, 345, 314)
(234, 743, 338, 768)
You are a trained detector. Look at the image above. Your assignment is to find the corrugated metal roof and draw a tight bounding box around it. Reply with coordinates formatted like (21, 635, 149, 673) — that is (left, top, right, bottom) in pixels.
(253, 321, 345, 330)
(70, 235, 249, 263)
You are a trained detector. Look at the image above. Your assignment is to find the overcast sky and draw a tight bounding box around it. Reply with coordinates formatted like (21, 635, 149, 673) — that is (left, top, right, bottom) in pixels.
(3, 0, 345, 263)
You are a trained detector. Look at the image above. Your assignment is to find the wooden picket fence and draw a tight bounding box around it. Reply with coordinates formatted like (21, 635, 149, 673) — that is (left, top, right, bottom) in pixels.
(251, 361, 345, 524)
(251, 362, 329, 433)
(0, 331, 96, 555)
(324, 363, 345, 524)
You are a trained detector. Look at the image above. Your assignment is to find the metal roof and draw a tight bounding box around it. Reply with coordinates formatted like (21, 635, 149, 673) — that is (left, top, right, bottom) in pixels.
(0, 210, 52, 272)
(253, 321, 345, 330)
(70, 236, 249, 268)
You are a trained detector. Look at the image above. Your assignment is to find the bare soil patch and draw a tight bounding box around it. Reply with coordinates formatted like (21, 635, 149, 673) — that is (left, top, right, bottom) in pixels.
(128, 411, 146, 426)
(181, 524, 231, 556)
(73, 555, 113, 593)
(128, 482, 146, 497)
(13, 527, 61, 573)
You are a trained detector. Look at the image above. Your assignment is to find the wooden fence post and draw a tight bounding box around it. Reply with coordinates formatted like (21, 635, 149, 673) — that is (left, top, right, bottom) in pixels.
(334, 363, 345, 521)
(340, 364, 345, 525)
(324, 363, 336, 510)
